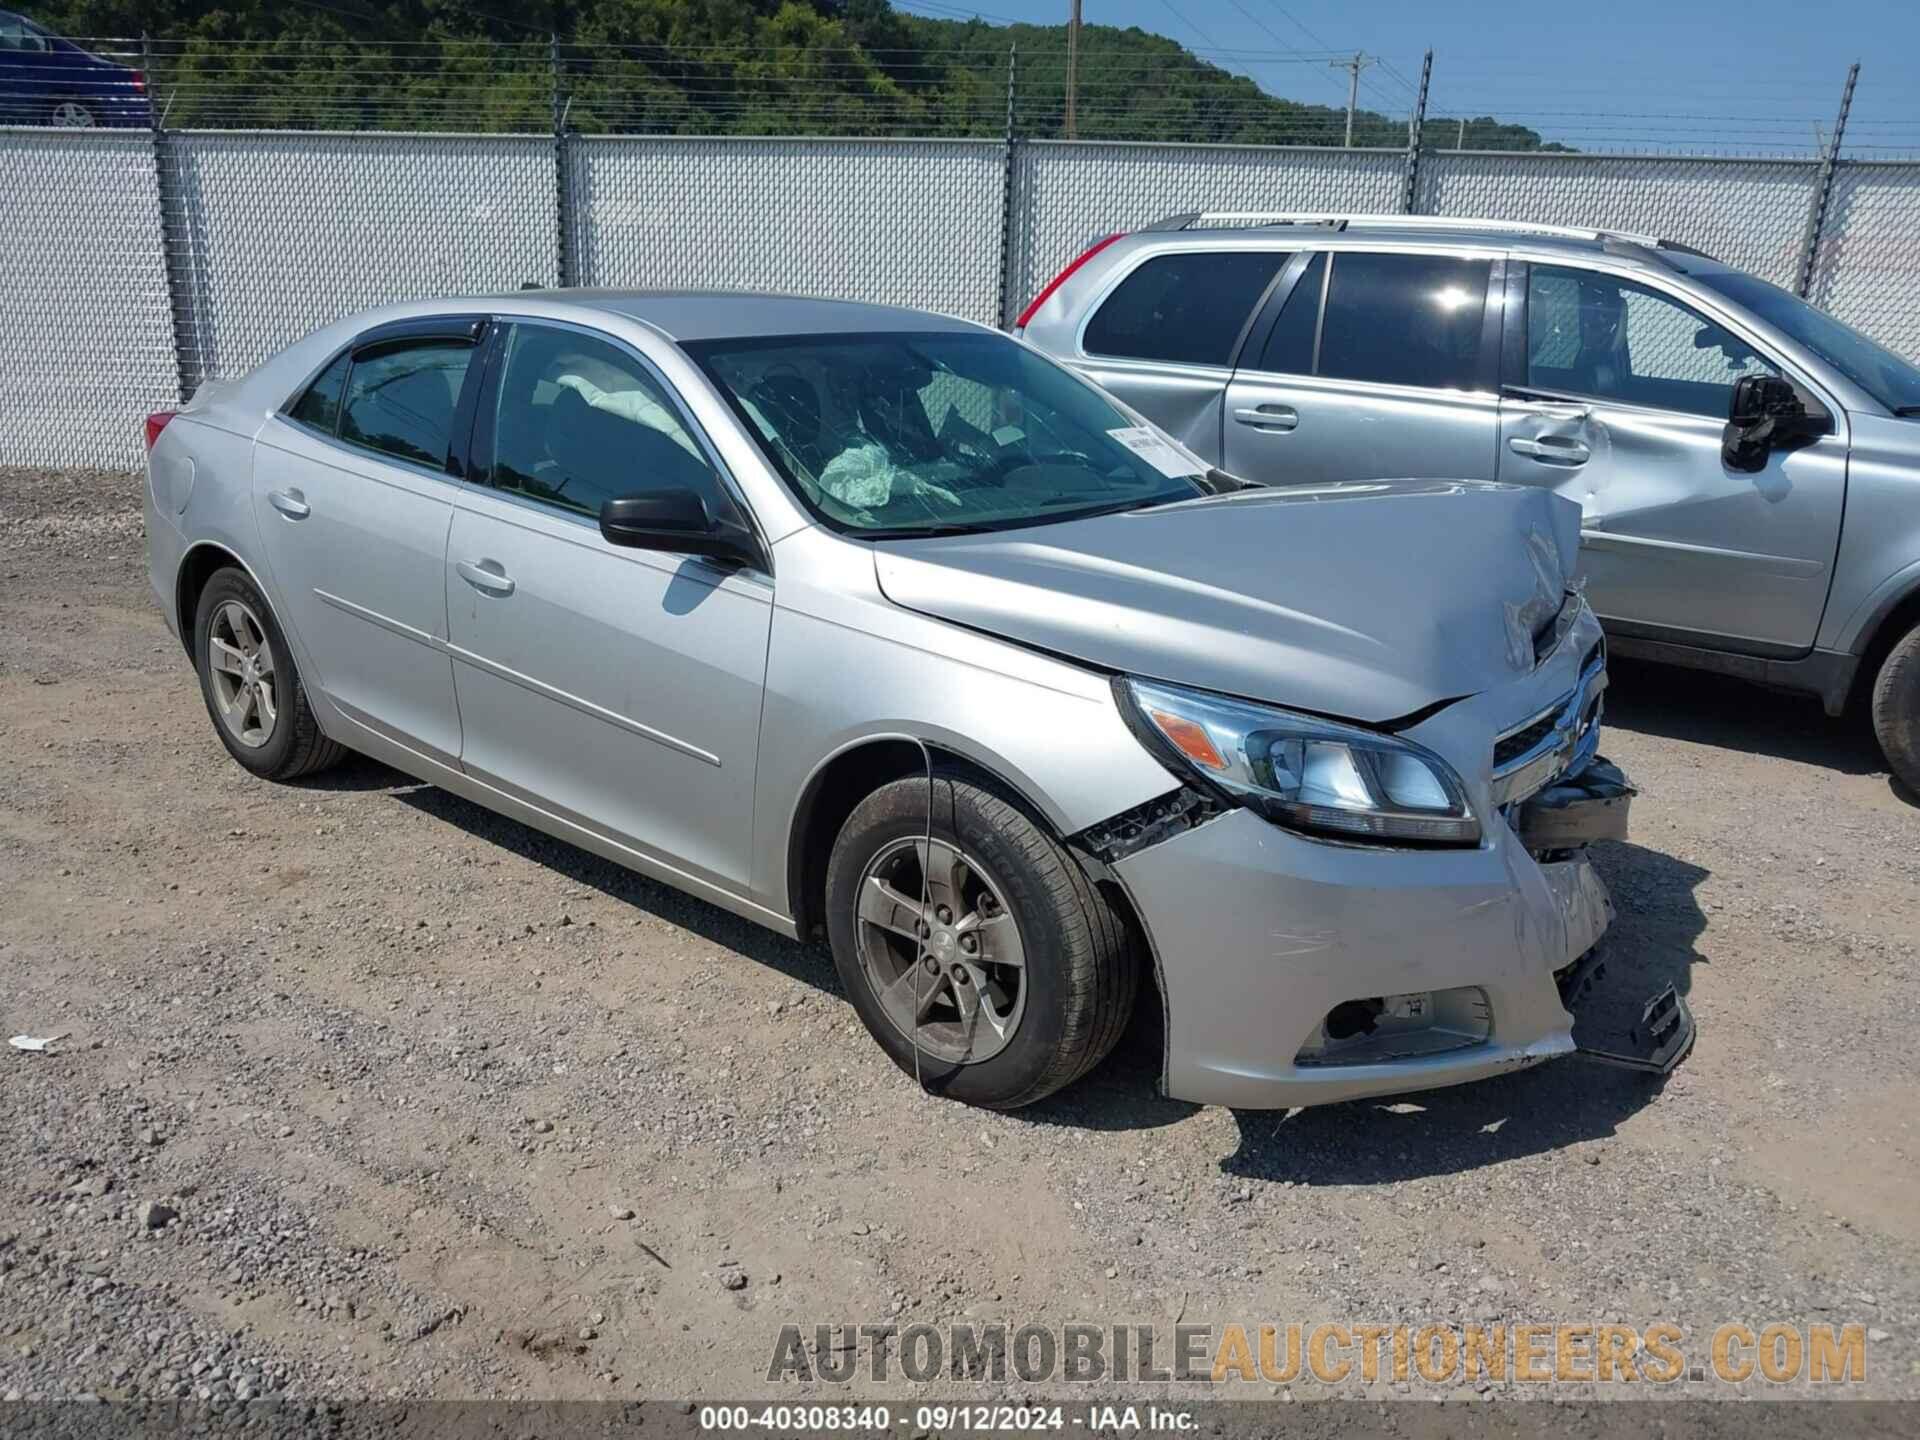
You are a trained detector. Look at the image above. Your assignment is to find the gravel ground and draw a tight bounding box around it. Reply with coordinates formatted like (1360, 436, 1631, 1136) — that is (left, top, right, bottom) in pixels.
(1, 466, 1916, 1408)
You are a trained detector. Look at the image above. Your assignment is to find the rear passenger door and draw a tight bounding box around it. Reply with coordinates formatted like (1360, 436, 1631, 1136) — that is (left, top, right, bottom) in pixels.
(1222, 249, 1502, 486)
(252, 317, 485, 766)
(1072, 248, 1288, 464)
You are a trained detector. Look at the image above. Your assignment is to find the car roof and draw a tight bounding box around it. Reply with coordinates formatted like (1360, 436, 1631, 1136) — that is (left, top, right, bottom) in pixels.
(1107, 216, 1711, 274)
(473, 290, 988, 343)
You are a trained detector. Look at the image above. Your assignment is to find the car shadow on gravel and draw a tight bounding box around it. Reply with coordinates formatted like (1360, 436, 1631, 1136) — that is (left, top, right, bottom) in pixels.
(304, 754, 845, 994)
(1603, 656, 1893, 781)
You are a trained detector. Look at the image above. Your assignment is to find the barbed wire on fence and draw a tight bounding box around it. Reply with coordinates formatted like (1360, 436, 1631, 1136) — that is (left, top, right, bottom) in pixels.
(3, 35, 1906, 159)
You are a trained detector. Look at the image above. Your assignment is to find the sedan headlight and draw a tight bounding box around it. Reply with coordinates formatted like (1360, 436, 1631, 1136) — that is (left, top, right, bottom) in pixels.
(1117, 677, 1480, 846)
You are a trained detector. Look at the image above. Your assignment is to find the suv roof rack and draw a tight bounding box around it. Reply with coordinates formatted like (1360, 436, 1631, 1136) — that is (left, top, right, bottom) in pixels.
(1141, 211, 1711, 258)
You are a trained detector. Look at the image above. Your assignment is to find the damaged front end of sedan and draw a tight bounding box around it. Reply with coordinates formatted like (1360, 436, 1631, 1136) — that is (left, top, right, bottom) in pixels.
(1068, 580, 1693, 1108)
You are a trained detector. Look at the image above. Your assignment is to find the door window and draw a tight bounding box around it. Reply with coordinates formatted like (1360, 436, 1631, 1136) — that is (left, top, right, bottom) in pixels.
(1527, 265, 1776, 419)
(1083, 250, 1284, 367)
(1252, 251, 1326, 375)
(487, 324, 734, 525)
(287, 352, 349, 434)
(339, 338, 474, 468)
(1318, 252, 1491, 391)
(0, 17, 49, 51)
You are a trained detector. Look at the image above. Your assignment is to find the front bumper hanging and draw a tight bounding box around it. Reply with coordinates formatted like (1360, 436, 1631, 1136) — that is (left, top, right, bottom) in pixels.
(1515, 755, 1635, 850)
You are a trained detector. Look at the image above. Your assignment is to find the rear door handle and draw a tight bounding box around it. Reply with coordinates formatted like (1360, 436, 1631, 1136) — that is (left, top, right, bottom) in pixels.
(455, 558, 515, 596)
(1233, 405, 1299, 432)
(267, 488, 310, 519)
(1509, 435, 1591, 466)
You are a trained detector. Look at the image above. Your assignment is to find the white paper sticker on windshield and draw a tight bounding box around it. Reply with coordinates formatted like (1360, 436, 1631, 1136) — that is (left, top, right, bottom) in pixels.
(1108, 426, 1205, 478)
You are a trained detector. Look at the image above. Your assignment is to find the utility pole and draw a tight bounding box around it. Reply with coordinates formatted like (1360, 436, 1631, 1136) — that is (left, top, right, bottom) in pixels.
(1330, 50, 1374, 147)
(1065, 0, 1081, 141)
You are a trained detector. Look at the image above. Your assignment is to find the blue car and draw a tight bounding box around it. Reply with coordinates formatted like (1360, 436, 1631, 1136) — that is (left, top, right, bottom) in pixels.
(0, 9, 150, 127)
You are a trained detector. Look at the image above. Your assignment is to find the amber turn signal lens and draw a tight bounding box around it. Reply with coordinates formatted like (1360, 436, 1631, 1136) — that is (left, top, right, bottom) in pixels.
(1148, 710, 1227, 770)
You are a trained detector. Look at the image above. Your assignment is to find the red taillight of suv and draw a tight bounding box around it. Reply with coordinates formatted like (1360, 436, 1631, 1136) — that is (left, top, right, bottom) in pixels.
(132, 70, 146, 93)
(1013, 232, 1126, 331)
(144, 411, 177, 451)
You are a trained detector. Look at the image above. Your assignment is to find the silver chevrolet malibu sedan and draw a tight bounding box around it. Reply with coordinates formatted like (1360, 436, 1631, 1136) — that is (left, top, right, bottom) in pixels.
(144, 291, 1682, 1111)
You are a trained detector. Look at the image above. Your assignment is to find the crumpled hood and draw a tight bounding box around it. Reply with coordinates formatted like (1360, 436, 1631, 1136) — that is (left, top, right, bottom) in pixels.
(873, 479, 1582, 725)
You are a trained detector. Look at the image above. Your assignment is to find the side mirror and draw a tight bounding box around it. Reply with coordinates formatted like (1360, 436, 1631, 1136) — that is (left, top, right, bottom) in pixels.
(1722, 374, 1827, 473)
(599, 490, 761, 569)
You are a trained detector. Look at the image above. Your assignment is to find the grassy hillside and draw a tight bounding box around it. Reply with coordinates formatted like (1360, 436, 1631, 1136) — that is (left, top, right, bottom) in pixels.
(25, 0, 1562, 146)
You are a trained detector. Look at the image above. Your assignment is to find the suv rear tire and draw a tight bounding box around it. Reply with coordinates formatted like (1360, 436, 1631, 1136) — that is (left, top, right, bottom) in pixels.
(1871, 620, 1920, 797)
(824, 772, 1137, 1109)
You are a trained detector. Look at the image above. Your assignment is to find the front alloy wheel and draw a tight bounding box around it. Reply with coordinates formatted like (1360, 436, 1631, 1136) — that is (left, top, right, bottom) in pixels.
(825, 772, 1138, 1109)
(855, 837, 1028, 1064)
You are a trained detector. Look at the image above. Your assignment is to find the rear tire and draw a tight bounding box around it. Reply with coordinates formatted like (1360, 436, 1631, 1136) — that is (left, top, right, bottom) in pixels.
(192, 567, 346, 781)
(1870, 620, 1920, 797)
(824, 771, 1137, 1110)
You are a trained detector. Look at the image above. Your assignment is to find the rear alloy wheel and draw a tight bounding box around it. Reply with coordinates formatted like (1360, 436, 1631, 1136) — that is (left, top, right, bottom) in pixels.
(49, 100, 97, 128)
(193, 567, 346, 781)
(825, 772, 1137, 1109)
(1870, 619, 1920, 797)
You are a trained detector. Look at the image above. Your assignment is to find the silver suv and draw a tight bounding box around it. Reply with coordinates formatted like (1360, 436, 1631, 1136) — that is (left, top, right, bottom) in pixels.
(1017, 213, 1920, 794)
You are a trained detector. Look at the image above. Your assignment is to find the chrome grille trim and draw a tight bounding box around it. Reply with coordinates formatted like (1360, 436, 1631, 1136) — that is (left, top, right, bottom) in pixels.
(1490, 648, 1608, 808)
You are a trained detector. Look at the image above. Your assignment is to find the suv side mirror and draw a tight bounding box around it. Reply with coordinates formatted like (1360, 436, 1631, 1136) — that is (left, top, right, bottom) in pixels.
(1722, 373, 1828, 473)
(599, 490, 761, 569)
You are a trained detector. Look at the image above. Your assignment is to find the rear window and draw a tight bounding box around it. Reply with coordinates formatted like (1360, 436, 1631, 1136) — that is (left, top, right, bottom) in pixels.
(1317, 252, 1491, 391)
(1083, 251, 1284, 368)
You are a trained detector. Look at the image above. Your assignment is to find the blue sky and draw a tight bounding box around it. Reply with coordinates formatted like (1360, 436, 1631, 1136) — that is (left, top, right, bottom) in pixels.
(898, 0, 1919, 155)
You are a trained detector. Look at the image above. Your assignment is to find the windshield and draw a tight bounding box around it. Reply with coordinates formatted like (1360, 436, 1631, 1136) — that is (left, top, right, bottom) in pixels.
(1691, 269, 1920, 415)
(683, 331, 1217, 536)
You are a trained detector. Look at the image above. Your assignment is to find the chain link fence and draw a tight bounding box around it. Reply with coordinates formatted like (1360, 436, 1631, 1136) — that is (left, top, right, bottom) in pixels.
(4, 126, 1919, 469)
(567, 136, 1006, 323)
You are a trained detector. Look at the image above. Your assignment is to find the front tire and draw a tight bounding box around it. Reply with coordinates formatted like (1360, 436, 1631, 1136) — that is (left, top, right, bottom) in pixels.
(824, 772, 1137, 1109)
(1871, 620, 1920, 796)
(193, 567, 345, 781)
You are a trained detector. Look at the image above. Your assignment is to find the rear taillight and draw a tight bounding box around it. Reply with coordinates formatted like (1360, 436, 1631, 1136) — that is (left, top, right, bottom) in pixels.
(144, 411, 177, 451)
(132, 70, 146, 93)
(1013, 231, 1126, 331)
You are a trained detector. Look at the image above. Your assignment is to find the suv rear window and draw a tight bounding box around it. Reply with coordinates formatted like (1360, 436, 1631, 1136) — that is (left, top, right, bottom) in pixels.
(1318, 252, 1491, 391)
(1083, 251, 1283, 368)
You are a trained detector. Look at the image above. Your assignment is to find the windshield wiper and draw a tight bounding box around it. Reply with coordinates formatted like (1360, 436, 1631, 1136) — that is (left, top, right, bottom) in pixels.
(1893, 405, 1920, 417)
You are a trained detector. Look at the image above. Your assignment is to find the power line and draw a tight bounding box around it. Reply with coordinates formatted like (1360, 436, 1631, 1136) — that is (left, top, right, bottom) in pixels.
(1151, 0, 1219, 49)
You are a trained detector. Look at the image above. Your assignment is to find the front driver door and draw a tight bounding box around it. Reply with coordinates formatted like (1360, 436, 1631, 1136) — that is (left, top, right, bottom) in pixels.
(1499, 263, 1848, 654)
(445, 320, 772, 895)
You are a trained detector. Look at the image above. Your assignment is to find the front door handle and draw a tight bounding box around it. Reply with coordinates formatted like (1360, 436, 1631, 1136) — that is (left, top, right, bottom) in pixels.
(1233, 404, 1299, 432)
(267, 488, 310, 520)
(456, 558, 515, 596)
(1509, 434, 1591, 466)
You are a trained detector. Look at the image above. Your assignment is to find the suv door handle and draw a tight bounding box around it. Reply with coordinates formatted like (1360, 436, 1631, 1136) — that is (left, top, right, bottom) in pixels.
(1233, 405, 1299, 432)
(1509, 435, 1591, 465)
(267, 488, 310, 520)
(455, 559, 515, 596)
